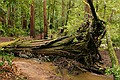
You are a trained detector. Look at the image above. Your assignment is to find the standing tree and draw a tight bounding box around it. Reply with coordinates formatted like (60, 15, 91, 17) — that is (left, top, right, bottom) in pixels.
(61, 0, 65, 26)
(7, 4, 12, 28)
(49, 0, 55, 29)
(43, 0, 48, 39)
(65, 0, 72, 25)
(30, 0, 35, 38)
(21, 8, 27, 29)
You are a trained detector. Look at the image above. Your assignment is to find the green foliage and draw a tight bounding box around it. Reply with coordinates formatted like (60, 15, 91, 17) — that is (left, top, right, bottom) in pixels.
(0, 0, 119, 47)
(0, 48, 14, 66)
(96, 0, 120, 47)
(0, 25, 5, 35)
(109, 24, 120, 47)
(63, 0, 84, 36)
(35, 0, 44, 33)
(6, 27, 25, 36)
(106, 65, 120, 80)
(0, 61, 4, 66)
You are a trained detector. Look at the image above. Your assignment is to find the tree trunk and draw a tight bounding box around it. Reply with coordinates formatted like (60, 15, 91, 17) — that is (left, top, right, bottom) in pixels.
(43, 0, 48, 39)
(49, 0, 55, 29)
(21, 10, 27, 29)
(11, 6, 15, 27)
(7, 6, 11, 28)
(30, 0, 35, 38)
(62, 0, 65, 26)
(84, 0, 93, 20)
(65, 0, 72, 25)
(3, 33, 104, 74)
(7, 5, 15, 28)
(22, 19, 27, 29)
(87, 0, 98, 20)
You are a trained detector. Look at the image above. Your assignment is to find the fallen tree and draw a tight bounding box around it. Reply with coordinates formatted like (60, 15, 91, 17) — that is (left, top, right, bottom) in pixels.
(2, 0, 106, 74)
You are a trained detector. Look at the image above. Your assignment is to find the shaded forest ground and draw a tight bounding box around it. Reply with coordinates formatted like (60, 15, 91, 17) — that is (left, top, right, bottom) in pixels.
(100, 49, 120, 67)
(0, 37, 119, 80)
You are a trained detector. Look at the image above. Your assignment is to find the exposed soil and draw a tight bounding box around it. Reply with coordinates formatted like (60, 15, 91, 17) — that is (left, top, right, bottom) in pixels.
(100, 49, 120, 67)
(0, 37, 14, 43)
(12, 58, 64, 80)
(12, 58, 113, 80)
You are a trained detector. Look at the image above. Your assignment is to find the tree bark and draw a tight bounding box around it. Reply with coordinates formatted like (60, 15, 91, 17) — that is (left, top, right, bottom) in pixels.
(0, 38, 20, 48)
(65, 0, 72, 25)
(87, 0, 98, 20)
(7, 6, 11, 28)
(21, 10, 27, 29)
(30, 0, 35, 38)
(84, 0, 93, 20)
(49, 0, 55, 29)
(62, 0, 65, 26)
(43, 0, 48, 39)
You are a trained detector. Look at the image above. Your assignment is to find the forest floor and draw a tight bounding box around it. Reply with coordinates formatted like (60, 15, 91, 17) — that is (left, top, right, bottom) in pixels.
(0, 37, 119, 80)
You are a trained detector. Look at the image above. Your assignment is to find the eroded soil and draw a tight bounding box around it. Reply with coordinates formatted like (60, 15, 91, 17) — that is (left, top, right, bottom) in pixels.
(13, 58, 64, 80)
(12, 58, 112, 80)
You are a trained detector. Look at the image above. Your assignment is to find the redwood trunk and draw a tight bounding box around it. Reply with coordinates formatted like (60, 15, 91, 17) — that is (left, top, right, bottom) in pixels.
(43, 0, 48, 39)
(30, 0, 35, 38)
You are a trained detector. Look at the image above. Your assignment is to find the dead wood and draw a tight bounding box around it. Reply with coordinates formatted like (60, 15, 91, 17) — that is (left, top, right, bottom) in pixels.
(0, 38, 20, 48)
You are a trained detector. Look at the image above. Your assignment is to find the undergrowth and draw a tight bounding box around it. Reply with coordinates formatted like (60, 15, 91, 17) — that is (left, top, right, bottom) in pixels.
(0, 48, 26, 80)
(106, 65, 120, 80)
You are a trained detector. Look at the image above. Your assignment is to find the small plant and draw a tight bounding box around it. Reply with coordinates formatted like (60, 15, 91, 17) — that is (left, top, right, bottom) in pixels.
(105, 65, 120, 80)
(0, 48, 14, 67)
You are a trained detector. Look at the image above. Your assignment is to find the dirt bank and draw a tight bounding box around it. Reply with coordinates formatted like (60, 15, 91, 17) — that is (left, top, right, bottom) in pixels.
(11, 58, 112, 80)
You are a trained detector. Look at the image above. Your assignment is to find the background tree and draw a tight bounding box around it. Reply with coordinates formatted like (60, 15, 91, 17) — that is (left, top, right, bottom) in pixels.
(43, 0, 48, 39)
(65, 0, 72, 25)
(30, 0, 35, 38)
(35, 0, 43, 39)
(0, 0, 119, 47)
(61, 0, 65, 26)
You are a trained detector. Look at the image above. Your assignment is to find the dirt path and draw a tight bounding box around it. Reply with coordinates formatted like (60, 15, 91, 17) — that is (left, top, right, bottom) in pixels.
(13, 58, 63, 80)
(11, 58, 113, 80)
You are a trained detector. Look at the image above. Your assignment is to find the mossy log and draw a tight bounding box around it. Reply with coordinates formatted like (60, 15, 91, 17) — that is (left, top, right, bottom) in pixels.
(2, 34, 104, 73)
(0, 38, 20, 48)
